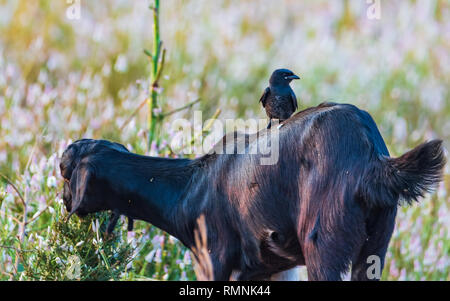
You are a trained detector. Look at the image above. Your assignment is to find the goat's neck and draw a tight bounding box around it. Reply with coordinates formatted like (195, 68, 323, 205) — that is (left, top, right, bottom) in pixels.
(120, 156, 195, 239)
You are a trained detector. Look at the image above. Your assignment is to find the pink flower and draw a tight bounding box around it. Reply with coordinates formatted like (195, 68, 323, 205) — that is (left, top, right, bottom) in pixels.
(154, 249, 162, 263)
(183, 252, 191, 265)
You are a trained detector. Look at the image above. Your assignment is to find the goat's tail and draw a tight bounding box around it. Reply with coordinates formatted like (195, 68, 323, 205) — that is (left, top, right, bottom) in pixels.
(359, 139, 446, 208)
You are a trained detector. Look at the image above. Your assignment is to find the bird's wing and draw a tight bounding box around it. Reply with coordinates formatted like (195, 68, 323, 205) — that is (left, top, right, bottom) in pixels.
(259, 87, 270, 108)
(290, 89, 298, 111)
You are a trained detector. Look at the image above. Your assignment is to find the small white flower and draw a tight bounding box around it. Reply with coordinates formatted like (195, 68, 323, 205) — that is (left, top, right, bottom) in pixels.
(5, 194, 14, 204)
(126, 261, 133, 270)
(153, 107, 163, 115)
(46, 176, 57, 188)
(145, 250, 156, 262)
(92, 220, 97, 233)
(60, 243, 68, 251)
(75, 241, 84, 247)
(168, 235, 178, 244)
(114, 54, 128, 73)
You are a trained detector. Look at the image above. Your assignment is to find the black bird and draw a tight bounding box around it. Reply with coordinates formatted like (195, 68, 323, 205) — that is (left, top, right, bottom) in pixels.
(259, 69, 300, 129)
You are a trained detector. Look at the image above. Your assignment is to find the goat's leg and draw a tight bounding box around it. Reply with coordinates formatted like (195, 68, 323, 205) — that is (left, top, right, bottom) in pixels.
(270, 267, 301, 281)
(208, 253, 234, 281)
(302, 207, 366, 280)
(238, 267, 276, 281)
(106, 210, 120, 235)
(127, 217, 134, 231)
(303, 241, 347, 281)
(351, 207, 397, 281)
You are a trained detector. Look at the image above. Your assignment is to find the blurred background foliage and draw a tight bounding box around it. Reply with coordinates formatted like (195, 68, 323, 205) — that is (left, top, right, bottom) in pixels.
(0, 0, 448, 280)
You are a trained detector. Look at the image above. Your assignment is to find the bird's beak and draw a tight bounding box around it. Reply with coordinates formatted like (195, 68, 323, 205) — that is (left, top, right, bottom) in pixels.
(285, 74, 300, 80)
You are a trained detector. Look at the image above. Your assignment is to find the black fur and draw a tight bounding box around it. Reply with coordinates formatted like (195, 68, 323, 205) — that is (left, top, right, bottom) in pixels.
(60, 103, 446, 280)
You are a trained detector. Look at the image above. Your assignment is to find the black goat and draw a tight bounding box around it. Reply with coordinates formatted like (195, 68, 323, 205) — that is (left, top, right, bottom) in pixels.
(60, 102, 446, 280)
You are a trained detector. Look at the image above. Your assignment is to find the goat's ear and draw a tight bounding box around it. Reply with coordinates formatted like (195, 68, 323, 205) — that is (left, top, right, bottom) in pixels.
(66, 164, 91, 221)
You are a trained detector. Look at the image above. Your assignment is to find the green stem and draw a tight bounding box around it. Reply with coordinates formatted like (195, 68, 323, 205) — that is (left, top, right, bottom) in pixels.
(148, 0, 162, 152)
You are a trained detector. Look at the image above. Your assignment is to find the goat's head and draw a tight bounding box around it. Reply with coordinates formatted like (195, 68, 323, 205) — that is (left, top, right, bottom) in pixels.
(60, 139, 131, 220)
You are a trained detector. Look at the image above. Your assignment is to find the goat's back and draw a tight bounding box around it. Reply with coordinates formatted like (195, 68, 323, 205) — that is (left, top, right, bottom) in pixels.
(206, 102, 389, 224)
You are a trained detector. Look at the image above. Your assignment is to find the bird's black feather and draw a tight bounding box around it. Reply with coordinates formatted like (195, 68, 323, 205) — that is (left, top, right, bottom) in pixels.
(290, 89, 298, 111)
(260, 69, 299, 128)
(259, 87, 270, 108)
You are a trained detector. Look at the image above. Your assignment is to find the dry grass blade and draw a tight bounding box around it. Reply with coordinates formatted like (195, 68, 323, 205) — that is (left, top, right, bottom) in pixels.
(0, 172, 25, 207)
(191, 215, 214, 281)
